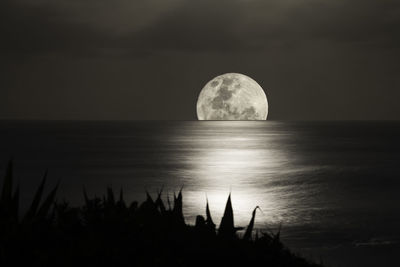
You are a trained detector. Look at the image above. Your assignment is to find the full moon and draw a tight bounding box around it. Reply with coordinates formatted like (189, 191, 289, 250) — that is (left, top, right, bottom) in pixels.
(196, 73, 268, 120)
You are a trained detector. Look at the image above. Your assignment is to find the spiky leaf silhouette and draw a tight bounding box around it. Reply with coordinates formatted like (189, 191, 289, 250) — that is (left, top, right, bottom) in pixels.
(155, 188, 166, 214)
(83, 186, 90, 206)
(205, 197, 215, 229)
(0, 162, 325, 267)
(146, 191, 153, 203)
(118, 188, 126, 208)
(173, 188, 185, 225)
(106, 186, 115, 205)
(0, 160, 21, 221)
(166, 193, 171, 211)
(243, 206, 260, 241)
(36, 181, 59, 218)
(219, 194, 243, 238)
(24, 170, 48, 220)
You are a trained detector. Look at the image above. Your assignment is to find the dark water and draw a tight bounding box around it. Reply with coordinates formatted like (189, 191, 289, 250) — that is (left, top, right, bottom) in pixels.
(1, 120, 400, 266)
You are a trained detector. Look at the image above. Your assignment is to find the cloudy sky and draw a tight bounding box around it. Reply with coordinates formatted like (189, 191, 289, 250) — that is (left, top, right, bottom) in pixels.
(1, 0, 399, 120)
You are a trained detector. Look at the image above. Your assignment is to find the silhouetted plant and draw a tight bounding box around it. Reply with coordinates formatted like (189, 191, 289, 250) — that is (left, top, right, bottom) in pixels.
(0, 161, 324, 267)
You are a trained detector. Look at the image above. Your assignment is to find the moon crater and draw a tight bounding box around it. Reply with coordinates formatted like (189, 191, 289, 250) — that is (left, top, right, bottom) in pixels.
(196, 73, 268, 120)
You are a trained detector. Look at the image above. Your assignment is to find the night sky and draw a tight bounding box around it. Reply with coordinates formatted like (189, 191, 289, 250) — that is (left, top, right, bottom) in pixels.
(1, 0, 399, 120)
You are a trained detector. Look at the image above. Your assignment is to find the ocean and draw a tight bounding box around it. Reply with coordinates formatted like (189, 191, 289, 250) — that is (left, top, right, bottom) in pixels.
(1, 120, 399, 266)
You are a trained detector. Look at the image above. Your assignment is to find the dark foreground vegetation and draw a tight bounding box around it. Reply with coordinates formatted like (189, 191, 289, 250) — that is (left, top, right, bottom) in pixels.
(0, 161, 324, 267)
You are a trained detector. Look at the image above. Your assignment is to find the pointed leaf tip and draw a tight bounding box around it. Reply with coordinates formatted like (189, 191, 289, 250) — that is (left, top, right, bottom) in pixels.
(243, 206, 260, 241)
(37, 181, 59, 218)
(24, 170, 48, 220)
(219, 194, 235, 237)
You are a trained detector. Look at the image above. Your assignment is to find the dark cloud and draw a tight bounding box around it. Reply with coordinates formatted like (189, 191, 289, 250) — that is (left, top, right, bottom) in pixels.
(1, 0, 400, 120)
(124, 0, 400, 53)
(127, 1, 246, 52)
(2, 0, 400, 55)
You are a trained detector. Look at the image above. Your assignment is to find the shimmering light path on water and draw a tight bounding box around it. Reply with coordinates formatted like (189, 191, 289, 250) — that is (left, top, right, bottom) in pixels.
(1, 121, 400, 267)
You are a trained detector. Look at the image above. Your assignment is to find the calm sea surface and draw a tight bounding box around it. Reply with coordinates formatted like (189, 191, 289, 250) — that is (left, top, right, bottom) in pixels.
(1, 121, 400, 266)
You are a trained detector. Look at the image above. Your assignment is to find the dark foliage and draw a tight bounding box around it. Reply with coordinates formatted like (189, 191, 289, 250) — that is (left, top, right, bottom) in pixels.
(0, 161, 324, 267)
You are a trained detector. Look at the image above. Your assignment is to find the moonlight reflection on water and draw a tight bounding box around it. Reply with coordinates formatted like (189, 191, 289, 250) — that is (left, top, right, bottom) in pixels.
(2, 120, 400, 266)
(166, 121, 297, 228)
